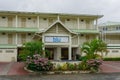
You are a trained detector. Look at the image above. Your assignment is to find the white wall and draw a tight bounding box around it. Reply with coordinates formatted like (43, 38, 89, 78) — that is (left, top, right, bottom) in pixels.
(0, 49, 17, 62)
(65, 19, 77, 29)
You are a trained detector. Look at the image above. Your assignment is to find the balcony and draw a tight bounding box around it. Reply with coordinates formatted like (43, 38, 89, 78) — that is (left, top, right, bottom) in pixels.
(0, 44, 17, 48)
(71, 29, 99, 34)
(0, 27, 39, 32)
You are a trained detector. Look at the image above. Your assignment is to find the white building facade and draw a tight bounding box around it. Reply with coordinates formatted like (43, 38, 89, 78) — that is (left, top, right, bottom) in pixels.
(99, 21, 120, 58)
(0, 11, 102, 62)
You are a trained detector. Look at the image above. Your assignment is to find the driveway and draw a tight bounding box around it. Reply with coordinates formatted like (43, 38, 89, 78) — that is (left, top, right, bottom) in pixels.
(0, 61, 120, 75)
(100, 61, 120, 73)
(0, 73, 120, 80)
(0, 62, 29, 75)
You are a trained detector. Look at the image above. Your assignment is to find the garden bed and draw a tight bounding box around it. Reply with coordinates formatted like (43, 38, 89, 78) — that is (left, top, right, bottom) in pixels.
(24, 67, 90, 74)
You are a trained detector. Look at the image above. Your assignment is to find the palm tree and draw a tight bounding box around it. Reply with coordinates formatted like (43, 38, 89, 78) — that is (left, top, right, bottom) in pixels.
(81, 39, 107, 61)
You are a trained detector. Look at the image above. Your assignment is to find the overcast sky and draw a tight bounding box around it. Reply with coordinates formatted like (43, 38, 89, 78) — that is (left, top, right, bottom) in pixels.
(0, 0, 120, 23)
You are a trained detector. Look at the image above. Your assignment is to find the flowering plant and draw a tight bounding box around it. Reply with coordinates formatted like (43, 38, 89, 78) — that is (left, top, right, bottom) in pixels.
(87, 59, 102, 72)
(26, 54, 53, 71)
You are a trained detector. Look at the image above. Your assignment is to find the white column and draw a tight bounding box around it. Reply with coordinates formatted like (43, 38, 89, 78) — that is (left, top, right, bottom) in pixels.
(95, 19, 99, 40)
(96, 19, 98, 30)
(15, 15, 18, 28)
(37, 16, 39, 29)
(42, 33, 45, 57)
(68, 35, 72, 60)
(77, 35, 80, 55)
(68, 45, 72, 60)
(15, 15, 18, 45)
(54, 48, 57, 60)
(77, 17, 80, 29)
(56, 47, 61, 60)
(16, 34, 18, 45)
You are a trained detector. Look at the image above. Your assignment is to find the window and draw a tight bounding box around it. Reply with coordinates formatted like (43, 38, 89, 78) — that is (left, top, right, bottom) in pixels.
(0, 50, 2, 53)
(43, 18, 47, 20)
(28, 33, 31, 36)
(6, 50, 14, 53)
(81, 34, 84, 37)
(81, 19, 84, 22)
(28, 17, 31, 20)
(67, 19, 70, 21)
(103, 27, 107, 31)
(116, 26, 119, 30)
(2, 16, 6, 19)
(21, 18, 26, 27)
(8, 17, 13, 27)
(2, 32, 6, 35)
(21, 34, 26, 43)
(8, 34, 13, 44)
(112, 50, 119, 53)
(116, 26, 120, 30)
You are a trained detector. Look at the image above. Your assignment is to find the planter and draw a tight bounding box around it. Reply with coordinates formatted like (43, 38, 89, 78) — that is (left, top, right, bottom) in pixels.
(24, 67, 90, 74)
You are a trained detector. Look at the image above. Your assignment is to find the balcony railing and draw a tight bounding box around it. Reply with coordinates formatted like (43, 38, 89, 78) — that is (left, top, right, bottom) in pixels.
(0, 27, 39, 32)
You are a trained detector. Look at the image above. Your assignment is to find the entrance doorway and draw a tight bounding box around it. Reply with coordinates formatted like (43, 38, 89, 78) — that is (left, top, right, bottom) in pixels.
(45, 48, 54, 60)
(61, 48, 68, 60)
(17, 47, 24, 62)
(72, 48, 77, 60)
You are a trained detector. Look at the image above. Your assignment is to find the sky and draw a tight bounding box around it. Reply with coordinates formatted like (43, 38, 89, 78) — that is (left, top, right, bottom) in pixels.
(0, 0, 120, 23)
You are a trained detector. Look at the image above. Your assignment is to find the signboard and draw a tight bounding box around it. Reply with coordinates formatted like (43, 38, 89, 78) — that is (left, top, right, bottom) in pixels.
(45, 36, 69, 43)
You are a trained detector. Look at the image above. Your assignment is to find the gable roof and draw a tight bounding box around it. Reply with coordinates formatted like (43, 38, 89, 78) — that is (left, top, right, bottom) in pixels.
(42, 20, 77, 34)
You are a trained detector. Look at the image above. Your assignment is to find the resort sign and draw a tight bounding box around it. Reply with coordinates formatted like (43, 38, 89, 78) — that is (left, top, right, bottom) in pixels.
(45, 36, 69, 43)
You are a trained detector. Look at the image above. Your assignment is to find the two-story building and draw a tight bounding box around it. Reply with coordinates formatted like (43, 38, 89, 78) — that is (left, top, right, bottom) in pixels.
(0, 11, 103, 62)
(99, 21, 120, 57)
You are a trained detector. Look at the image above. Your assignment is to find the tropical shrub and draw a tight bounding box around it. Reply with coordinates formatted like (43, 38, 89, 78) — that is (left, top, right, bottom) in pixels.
(26, 54, 53, 71)
(81, 39, 107, 61)
(78, 62, 89, 70)
(67, 63, 76, 71)
(87, 59, 102, 72)
(80, 39, 107, 72)
(18, 41, 50, 61)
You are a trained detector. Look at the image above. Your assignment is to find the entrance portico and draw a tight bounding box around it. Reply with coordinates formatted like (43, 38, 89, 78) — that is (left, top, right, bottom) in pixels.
(35, 20, 79, 61)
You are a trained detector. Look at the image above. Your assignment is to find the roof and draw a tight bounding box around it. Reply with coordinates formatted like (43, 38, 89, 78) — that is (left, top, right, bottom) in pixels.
(0, 27, 39, 32)
(0, 10, 103, 19)
(99, 21, 120, 27)
(71, 29, 99, 34)
(42, 20, 77, 34)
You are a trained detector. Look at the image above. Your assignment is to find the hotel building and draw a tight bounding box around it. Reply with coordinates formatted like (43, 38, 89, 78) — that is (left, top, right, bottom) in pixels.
(0, 11, 102, 62)
(99, 21, 120, 57)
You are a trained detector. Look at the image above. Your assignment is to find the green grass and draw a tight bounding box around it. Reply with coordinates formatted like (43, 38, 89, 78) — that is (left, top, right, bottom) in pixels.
(103, 57, 120, 61)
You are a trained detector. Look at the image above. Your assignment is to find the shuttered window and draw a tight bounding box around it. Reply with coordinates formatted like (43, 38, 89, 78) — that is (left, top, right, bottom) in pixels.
(21, 34, 26, 43)
(8, 34, 13, 44)
(8, 17, 13, 27)
(21, 18, 26, 27)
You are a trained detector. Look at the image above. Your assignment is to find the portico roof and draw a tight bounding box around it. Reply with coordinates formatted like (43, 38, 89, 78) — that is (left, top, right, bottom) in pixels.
(39, 20, 77, 34)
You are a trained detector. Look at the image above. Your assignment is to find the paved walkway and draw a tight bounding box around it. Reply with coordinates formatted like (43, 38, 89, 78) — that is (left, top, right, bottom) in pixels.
(100, 61, 120, 73)
(0, 62, 29, 75)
